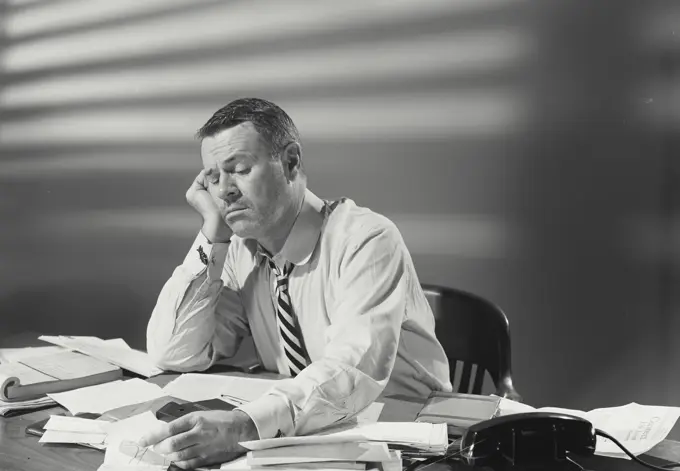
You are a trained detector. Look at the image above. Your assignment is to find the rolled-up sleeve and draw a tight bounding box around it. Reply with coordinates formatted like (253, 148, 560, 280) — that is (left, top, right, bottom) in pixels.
(147, 232, 249, 372)
(237, 223, 406, 438)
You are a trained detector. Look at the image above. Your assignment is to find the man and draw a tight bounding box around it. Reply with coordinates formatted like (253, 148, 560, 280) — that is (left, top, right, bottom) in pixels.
(141, 98, 452, 469)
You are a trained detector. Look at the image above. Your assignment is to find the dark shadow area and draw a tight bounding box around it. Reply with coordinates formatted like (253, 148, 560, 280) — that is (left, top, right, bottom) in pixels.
(0, 282, 149, 349)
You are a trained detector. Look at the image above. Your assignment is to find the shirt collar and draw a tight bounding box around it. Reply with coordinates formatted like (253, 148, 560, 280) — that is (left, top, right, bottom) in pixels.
(250, 189, 325, 267)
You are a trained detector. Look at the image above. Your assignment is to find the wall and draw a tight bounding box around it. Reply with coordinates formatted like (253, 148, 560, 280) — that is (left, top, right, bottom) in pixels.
(0, 0, 678, 420)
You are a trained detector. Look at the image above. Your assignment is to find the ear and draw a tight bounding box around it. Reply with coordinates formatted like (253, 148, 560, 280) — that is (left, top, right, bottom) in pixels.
(280, 142, 302, 180)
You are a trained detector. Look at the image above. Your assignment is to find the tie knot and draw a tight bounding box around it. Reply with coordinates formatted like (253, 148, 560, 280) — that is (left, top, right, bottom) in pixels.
(269, 259, 292, 278)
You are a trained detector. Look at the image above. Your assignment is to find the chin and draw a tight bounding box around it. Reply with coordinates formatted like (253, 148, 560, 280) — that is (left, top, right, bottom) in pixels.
(228, 220, 262, 240)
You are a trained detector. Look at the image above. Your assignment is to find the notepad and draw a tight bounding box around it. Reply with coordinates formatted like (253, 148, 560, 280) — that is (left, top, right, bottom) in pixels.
(415, 391, 501, 436)
(0, 350, 122, 402)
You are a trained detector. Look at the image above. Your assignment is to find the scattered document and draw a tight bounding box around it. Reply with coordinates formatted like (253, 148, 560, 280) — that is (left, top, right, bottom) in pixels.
(98, 466, 167, 471)
(240, 422, 448, 454)
(48, 378, 165, 415)
(498, 398, 680, 458)
(103, 412, 172, 469)
(45, 415, 109, 433)
(247, 442, 392, 466)
(102, 411, 167, 444)
(222, 449, 401, 471)
(356, 402, 384, 425)
(39, 414, 110, 445)
(39, 335, 163, 377)
(162, 373, 280, 404)
(40, 430, 107, 445)
(223, 456, 364, 471)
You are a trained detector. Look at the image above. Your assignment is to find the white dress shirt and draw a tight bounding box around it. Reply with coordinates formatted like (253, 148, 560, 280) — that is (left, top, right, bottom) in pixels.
(147, 189, 452, 439)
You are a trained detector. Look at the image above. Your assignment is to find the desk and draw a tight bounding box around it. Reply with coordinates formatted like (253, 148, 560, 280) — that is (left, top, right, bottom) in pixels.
(1, 373, 680, 471)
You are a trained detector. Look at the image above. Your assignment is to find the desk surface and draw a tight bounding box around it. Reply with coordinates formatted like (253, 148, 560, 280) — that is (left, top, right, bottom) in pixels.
(1, 373, 680, 471)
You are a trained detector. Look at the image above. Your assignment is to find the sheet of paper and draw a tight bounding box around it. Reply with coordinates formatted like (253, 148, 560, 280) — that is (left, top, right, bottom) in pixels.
(98, 465, 167, 471)
(102, 411, 167, 444)
(40, 429, 107, 444)
(104, 439, 172, 468)
(240, 422, 448, 453)
(39, 335, 162, 377)
(356, 402, 384, 424)
(586, 403, 680, 458)
(48, 378, 165, 415)
(162, 373, 279, 403)
(44, 415, 109, 433)
(247, 442, 391, 466)
(497, 398, 680, 458)
(0, 346, 67, 363)
(221, 456, 367, 471)
(103, 411, 172, 469)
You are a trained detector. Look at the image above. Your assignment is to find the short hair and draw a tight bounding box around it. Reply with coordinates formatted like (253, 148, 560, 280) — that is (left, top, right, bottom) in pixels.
(196, 98, 300, 156)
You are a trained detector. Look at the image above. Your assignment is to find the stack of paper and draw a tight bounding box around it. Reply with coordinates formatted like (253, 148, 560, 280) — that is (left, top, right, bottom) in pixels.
(0, 395, 55, 416)
(240, 422, 448, 455)
(39, 415, 109, 448)
(221, 446, 402, 471)
(498, 398, 680, 459)
(39, 335, 163, 377)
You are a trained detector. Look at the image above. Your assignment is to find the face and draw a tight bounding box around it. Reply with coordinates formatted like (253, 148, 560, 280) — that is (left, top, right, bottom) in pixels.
(200, 122, 297, 240)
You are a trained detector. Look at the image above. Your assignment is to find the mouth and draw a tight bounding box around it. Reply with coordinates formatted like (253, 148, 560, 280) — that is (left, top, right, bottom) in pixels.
(225, 207, 247, 217)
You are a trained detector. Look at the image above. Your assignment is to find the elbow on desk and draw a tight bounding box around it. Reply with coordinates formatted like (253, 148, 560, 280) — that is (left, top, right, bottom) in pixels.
(147, 340, 212, 373)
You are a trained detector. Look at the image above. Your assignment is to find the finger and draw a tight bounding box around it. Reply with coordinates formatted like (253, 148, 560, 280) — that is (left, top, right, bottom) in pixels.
(164, 444, 204, 468)
(194, 170, 209, 189)
(137, 415, 195, 447)
(173, 457, 205, 470)
(152, 428, 200, 455)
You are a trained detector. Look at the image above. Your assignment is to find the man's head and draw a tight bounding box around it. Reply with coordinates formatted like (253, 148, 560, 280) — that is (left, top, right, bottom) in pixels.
(197, 98, 305, 245)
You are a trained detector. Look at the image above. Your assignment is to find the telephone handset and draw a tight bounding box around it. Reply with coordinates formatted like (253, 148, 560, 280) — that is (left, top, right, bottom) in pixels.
(459, 412, 596, 468)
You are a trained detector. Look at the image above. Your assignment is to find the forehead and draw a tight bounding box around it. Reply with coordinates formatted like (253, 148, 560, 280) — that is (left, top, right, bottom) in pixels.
(200, 122, 269, 166)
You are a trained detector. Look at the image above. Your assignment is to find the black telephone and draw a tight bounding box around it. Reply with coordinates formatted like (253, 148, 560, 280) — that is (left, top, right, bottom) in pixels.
(459, 412, 596, 469)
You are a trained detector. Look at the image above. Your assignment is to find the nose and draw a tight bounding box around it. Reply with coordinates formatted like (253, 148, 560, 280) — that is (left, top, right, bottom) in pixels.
(217, 174, 240, 203)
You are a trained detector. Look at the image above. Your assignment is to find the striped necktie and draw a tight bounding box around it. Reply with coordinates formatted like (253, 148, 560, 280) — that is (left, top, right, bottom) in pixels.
(269, 259, 309, 377)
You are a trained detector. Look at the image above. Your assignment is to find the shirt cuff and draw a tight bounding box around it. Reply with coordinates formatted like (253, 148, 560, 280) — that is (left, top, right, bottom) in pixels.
(182, 231, 230, 280)
(236, 394, 293, 439)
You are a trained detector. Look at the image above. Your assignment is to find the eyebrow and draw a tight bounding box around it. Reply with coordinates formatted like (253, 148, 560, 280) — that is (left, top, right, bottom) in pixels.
(218, 153, 253, 167)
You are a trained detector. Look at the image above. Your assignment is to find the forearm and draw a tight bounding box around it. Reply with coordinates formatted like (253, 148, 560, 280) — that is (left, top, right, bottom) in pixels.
(147, 233, 239, 372)
(237, 359, 388, 439)
(147, 268, 222, 371)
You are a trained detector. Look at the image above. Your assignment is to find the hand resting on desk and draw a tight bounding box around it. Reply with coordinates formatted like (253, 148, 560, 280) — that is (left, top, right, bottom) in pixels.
(137, 409, 258, 469)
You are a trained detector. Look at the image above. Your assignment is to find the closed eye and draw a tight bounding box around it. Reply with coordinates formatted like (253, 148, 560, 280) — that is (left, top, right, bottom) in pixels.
(229, 167, 251, 176)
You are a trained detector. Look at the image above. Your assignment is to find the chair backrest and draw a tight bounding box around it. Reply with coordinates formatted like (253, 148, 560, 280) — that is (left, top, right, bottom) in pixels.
(421, 284, 520, 399)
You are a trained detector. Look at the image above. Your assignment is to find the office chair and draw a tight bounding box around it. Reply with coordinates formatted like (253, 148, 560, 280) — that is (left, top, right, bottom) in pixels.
(421, 284, 522, 402)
